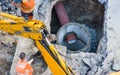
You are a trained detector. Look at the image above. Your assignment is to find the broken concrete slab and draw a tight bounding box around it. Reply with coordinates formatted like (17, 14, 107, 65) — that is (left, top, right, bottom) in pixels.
(87, 66, 98, 75)
(10, 37, 38, 75)
(107, 0, 120, 52)
(111, 50, 120, 71)
(95, 67, 103, 75)
(34, 0, 60, 33)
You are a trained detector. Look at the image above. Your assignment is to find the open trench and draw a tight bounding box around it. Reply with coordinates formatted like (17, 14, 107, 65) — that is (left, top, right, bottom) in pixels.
(51, 0, 105, 53)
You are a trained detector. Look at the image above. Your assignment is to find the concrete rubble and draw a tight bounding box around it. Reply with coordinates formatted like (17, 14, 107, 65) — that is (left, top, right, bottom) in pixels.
(0, 0, 17, 14)
(0, 0, 120, 75)
(34, 0, 60, 32)
(0, 32, 17, 75)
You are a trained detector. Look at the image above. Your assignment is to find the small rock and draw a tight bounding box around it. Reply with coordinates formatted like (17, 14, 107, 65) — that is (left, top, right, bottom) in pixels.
(7, 50, 13, 54)
(95, 67, 104, 75)
(79, 66, 89, 75)
(111, 58, 120, 71)
(87, 66, 98, 75)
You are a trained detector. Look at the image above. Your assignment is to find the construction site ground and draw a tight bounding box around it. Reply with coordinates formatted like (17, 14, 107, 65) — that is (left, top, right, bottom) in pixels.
(0, 0, 120, 75)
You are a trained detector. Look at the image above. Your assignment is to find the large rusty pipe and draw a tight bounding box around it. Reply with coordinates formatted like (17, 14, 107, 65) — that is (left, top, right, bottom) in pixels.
(54, 1, 70, 26)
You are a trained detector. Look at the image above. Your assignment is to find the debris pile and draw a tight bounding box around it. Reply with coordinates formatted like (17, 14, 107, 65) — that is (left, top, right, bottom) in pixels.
(66, 47, 120, 75)
(0, 32, 17, 75)
(0, 0, 16, 14)
(34, 0, 59, 32)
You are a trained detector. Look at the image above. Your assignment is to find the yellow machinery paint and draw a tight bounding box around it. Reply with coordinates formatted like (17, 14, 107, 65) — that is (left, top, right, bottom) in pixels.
(0, 12, 75, 75)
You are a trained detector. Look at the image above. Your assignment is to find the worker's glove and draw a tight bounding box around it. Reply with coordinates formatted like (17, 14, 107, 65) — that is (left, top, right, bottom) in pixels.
(27, 51, 42, 62)
(28, 58, 34, 64)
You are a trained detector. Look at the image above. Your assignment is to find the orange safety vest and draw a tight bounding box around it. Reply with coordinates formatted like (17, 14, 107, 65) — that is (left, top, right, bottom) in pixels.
(16, 60, 33, 75)
(21, 0, 35, 13)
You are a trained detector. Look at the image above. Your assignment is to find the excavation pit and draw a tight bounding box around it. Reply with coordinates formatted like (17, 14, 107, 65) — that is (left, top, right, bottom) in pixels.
(51, 0, 105, 52)
(57, 22, 91, 52)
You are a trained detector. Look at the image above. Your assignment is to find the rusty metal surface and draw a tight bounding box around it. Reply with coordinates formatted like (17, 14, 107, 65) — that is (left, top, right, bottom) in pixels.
(54, 1, 70, 25)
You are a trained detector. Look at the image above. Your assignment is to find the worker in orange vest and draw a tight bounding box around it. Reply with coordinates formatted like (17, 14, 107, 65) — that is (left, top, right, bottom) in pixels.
(16, 52, 34, 75)
(12, 0, 35, 20)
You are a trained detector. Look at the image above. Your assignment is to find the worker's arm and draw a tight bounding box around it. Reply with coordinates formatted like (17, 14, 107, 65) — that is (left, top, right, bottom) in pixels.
(27, 58, 34, 64)
(11, 0, 22, 7)
(12, 2, 21, 7)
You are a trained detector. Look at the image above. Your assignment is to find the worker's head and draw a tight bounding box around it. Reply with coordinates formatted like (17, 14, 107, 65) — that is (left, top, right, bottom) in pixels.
(19, 52, 26, 60)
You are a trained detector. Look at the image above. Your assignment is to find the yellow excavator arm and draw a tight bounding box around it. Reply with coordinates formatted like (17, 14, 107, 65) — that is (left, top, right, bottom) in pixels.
(0, 13, 75, 75)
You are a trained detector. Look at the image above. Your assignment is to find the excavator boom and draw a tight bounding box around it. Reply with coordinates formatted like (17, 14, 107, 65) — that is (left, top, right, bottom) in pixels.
(0, 12, 75, 75)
